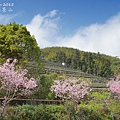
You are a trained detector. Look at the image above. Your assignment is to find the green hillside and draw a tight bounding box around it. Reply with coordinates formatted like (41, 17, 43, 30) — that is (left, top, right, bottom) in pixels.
(41, 46, 120, 78)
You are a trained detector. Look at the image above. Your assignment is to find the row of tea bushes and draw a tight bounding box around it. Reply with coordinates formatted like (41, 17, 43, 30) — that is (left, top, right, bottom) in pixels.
(1, 99, 120, 120)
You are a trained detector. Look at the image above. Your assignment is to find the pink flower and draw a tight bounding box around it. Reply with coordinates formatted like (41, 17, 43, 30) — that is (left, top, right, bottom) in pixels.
(50, 79, 90, 103)
(0, 58, 37, 98)
(108, 75, 120, 100)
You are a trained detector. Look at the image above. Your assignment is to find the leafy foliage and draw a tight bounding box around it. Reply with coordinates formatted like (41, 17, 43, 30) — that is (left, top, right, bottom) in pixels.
(0, 22, 43, 75)
(2, 104, 65, 120)
(42, 47, 120, 77)
(1, 100, 120, 120)
(32, 73, 68, 100)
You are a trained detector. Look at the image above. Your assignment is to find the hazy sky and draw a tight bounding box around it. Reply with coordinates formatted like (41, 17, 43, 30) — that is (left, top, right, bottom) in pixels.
(0, 0, 120, 57)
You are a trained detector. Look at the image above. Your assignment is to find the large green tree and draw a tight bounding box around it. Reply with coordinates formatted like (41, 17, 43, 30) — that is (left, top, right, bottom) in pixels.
(0, 22, 43, 75)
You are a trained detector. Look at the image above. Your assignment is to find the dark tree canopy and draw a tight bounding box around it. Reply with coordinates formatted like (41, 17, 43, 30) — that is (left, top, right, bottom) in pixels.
(41, 47, 120, 78)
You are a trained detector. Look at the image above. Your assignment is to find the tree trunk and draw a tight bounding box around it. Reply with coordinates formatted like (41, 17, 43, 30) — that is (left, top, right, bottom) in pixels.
(0, 99, 7, 117)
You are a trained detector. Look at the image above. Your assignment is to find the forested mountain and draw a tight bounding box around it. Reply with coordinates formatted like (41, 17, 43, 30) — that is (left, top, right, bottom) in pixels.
(41, 47, 120, 78)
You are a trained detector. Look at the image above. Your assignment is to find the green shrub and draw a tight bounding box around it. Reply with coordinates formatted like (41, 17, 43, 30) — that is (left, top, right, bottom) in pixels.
(1, 99, 120, 120)
(1, 104, 65, 120)
(77, 102, 111, 120)
(77, 95, 120, 120)
(1, 106, 19, 120)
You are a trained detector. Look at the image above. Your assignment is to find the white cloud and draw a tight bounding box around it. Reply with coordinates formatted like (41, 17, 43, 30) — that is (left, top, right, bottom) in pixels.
(26, 10, 60, 48)
(0, 14, 17, 24)
(57, 13, 120, 57)
(26, 11, 120, 57)
(45, 10, 59, 17)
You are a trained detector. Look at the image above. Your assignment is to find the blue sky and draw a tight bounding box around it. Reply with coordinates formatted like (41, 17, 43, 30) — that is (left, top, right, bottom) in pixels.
(0, 0, 120, 57)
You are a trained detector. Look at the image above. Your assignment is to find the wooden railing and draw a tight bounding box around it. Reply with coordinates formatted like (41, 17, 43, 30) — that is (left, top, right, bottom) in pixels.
(0, 98, 63, 106)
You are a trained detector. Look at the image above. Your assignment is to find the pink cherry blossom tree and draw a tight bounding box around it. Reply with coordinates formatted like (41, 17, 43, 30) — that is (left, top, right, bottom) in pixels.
(50, 78, 90, 103)
(50, 78, 90, 119)
(0, 58, 37, 116)
(107, 74, 120, 100)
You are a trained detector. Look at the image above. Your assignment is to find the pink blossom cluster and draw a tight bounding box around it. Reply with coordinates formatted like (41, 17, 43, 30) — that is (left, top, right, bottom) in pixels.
(50, 79, 90, 103)
(107, 75, 120, 100)
(0, 58, 37, 98)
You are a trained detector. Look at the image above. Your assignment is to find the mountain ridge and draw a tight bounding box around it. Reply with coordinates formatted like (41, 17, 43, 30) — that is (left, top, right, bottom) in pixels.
(41, 46, 120, 78)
